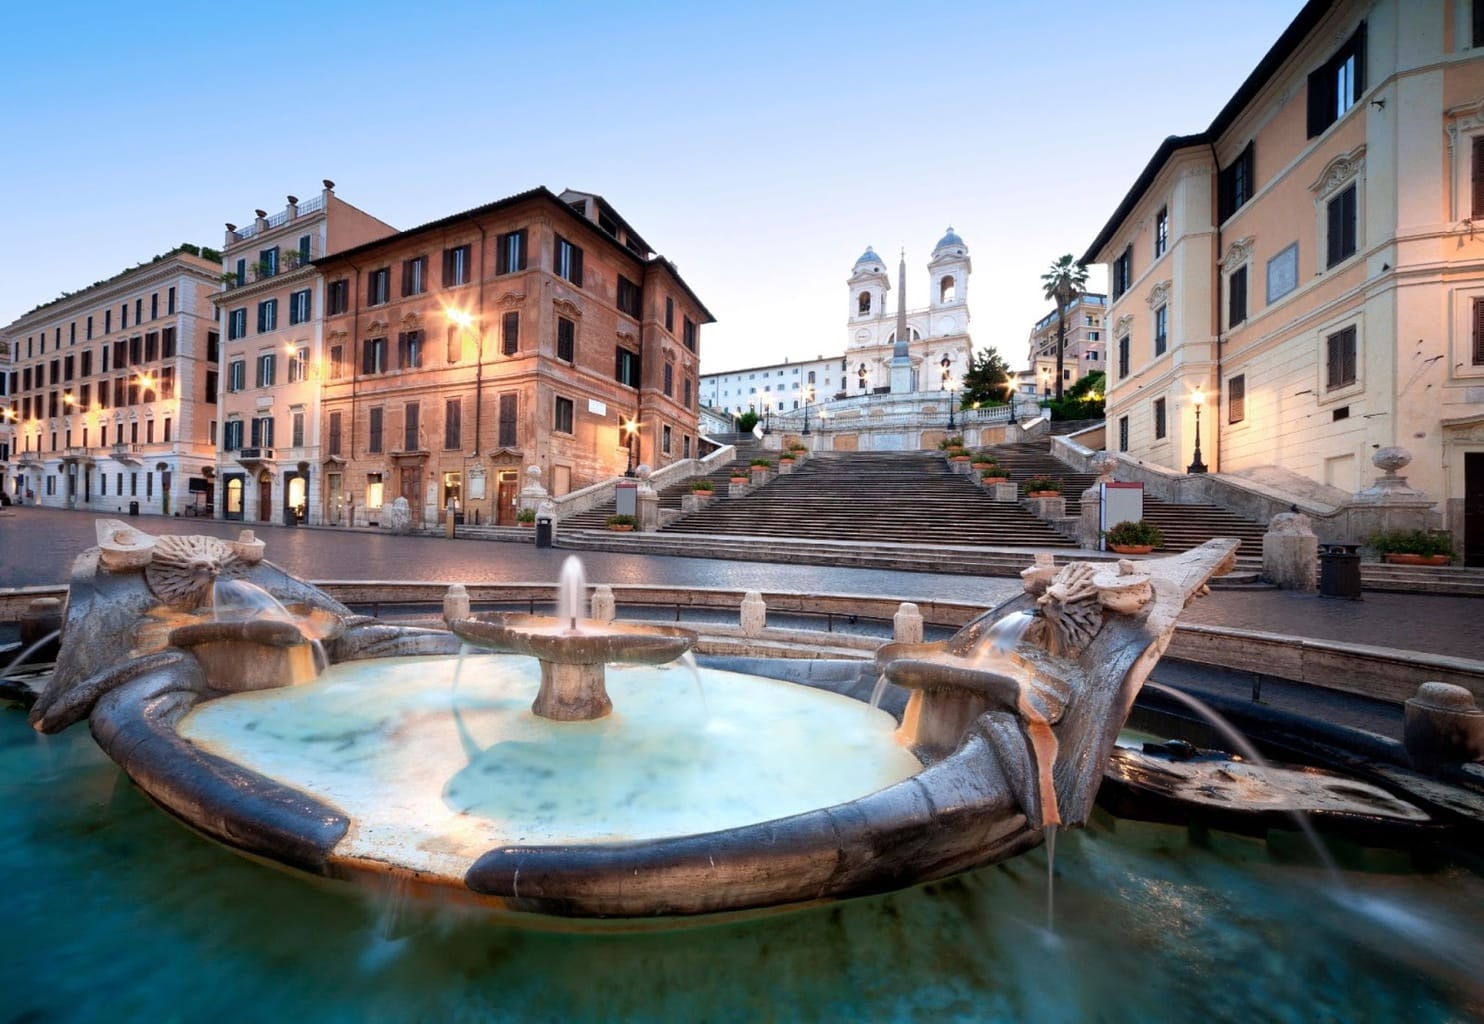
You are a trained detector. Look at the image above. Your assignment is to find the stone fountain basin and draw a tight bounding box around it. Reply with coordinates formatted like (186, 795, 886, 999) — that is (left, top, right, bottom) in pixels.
(449, 613, 696, 665)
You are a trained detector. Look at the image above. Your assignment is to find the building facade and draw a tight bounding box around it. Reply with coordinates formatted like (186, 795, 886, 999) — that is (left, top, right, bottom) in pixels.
(1084, 0, 1484, 562)
(1, 248, 221, 513)
(1024, 293, 1107, 397)
(314, 187, 711, 527)
(701, 355, 844, 421)
(213, 182, 396, 525)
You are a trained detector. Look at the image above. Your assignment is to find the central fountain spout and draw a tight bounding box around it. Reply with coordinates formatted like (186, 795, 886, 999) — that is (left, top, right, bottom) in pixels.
(450, 557, 697, 721)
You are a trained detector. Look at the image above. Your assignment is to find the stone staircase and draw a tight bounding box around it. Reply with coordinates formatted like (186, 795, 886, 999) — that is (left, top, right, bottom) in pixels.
(656, 450, 1077, 548)
(558, 438, 770, 532)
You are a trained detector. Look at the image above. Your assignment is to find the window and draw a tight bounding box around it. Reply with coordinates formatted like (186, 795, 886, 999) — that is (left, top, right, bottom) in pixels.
(1229, 374, 1246, 423)
(205, 370, 218, 403)
(256, 352, 276, 388)
(167, 287, 176, 315)
(291, 410, 305, 448)
(288, 346, 308, 383)
(1118, 334, 1130, 377)
(397, 331, 423, 369)
(224, 419, 243, 451)
(298, 234, 311, 263)
(328, 412, 343, 456)
(250, 415, 274, 448)
(554, 395, 574, 433)
(1153, 306, 1168, 357)
(662, 424, 672, 455)
(501, 311, 519, 356)
(81, 350, 92, 377)
(444, 398, 462, 450)
(403, 402, 420, 451)
(617, 276, 641, 318)
(86, 316, 93, 340)
(327, 279, 349, 315)
(940, 276, 955, 303)
(616, 347, 640, 388)
(443, 245, 472, 287)
(289, 289, 312, 325)
(1229, 266, 1248, 327)
(445, 325, 462, 363)
(234, 258, 246, 287)
(162, 326, 177, 358)
(1473, 136, 1484, 219)
(1153, 397, 1167, 439)
(1154, 206, 1168, 259)
(1111, 246, 1133, 300)
(368, 407, 384, 453)
(402, 256, 427, 297)
(159, 366, 175, 399)
(1326, 183, 1358, 268)
(554, 236, 583, 286)
(363, 336, 387, 375)
(498, 393, 517, 447)
(663, 361, 674, 397)
(683, 377, 692, 408)
(1307, 23, 1366, 137)
(496, 229, 527, 274)
(683, 317, 696, 351)
(257, 299, 278, 333)
(259, 247, 279, 277)
(368, 268, 390, 306)
(665, 297, 675, 332)
(1118, 416, 1129, 452)
(328, 345, 344, 379)
(228, 308, 247, 341)
(556, 317, 575, 361)
(1218, 143, 1255, 222)
(1325, 325, 1357, 389)
(130, 335, 142, 364)
(105, 310, 112, 334)
(1472, 298, 1484, 366)
(228, 359, 246, 392)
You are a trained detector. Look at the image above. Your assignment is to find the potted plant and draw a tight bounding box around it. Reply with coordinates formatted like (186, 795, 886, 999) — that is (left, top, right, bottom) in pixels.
(788, 442, 807, 456)
(937, 436, 965, 450)
(516, 507, 536, 527)
(729, 472, 749, 485)
(749, 457, 774, 476)
(1022, 475, 1064, 498)
(605, 513, 636, 532)
(690, 478, 715, 494)
(1369, 529, 1454, 566)
(1104, 519, 1164, 554)
(980, 466, 1010, 484)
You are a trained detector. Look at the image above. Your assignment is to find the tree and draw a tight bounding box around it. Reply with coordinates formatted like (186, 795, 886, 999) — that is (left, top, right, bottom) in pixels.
(736, 410, 759, 433)
(1041, 254, 1089, 401)
(959, 347, 1013, 408)
(1046, 370, 1105, 421)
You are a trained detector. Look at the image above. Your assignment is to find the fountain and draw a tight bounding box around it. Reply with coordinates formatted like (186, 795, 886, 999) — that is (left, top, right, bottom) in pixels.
(18, 519, 1277, 923)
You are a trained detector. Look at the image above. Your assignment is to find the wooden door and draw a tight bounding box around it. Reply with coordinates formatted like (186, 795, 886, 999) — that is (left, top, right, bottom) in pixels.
(496, 471, 518, 525)
(400, 466, 422, 525)
(257, 476, 272, 522)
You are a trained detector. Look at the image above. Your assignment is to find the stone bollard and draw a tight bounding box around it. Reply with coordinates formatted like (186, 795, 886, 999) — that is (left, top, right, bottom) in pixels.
(442, 584, 470, 626)
(893, 602, 924, 643)
(1404, 682, 1484, 773)
(728, 479, 749, 498)
(1025, 495, 1066, 521)
(20, 598, 64, 662)
(1262, 512, 1318, 592)
(740, 590, 767, 636)
(991, 482, 1018, 503)
(590, 585, 616, 623)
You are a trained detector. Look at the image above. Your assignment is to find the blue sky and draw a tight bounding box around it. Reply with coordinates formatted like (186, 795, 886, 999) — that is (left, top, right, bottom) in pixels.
(0, 0, 1301, 373)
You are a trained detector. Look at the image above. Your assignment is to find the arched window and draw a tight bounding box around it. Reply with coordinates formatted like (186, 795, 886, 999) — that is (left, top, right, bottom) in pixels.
(858, 291, 871, 315)
(940, 276, 956, 303)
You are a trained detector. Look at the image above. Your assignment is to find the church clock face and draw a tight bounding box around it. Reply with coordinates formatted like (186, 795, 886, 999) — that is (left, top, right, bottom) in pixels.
(855, 329, 870, 343)
(939, 316, 957, 335)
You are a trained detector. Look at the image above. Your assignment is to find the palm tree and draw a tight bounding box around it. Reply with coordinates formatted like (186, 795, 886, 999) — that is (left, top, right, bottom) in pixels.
(1041, 255, 1089, 401)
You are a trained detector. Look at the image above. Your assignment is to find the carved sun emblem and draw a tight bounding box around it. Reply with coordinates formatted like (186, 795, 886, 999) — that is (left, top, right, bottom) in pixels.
(144, 535, 246, 611)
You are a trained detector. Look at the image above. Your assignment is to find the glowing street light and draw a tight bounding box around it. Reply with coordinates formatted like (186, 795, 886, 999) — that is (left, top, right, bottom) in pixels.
(1187, 386, 1208, 474)
(623, 417, 638, 477)
(800, 384, 815, 435)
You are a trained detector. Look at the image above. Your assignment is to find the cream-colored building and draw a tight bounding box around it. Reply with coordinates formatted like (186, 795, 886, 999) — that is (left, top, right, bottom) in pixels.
(212, 182, 395, 524)
(1084, 0, 1484, 565)
(1023, 292, 1107, 398)
(1, 248, 221, 513)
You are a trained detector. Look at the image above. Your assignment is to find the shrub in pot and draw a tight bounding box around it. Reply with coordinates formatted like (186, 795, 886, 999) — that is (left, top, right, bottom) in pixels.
(690, 479, 715, 493)
(605, 513, 637, 531)
(1103, 519, 1164, 553)
(1369, 529, 1454, 565)
(1022, 475, 1063, 496)
(516, 508, 536, 526)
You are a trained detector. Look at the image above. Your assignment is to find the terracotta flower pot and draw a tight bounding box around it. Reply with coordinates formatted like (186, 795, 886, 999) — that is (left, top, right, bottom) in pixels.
(608, 524, 634, 532)
(730, 477, 748, 484)
(1383, 553, 1450, 566)
(1110, 543, 1155, 555)
(981, 476, 1008, 485)
(1028, 490, 1061, 498)
(518, 520, 535, 527)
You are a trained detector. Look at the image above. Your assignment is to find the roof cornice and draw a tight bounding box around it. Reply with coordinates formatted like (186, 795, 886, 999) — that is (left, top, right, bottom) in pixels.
(3, 255, 219, 333)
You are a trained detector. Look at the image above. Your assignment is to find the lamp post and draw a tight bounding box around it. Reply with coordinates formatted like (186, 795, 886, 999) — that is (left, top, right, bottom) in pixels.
(940, 355, 956, 430)
(624, 417, 638, 477)
(801, 384, 814, 435)
(1187, 386, 1208, 474)
(762, 399, 772, 435)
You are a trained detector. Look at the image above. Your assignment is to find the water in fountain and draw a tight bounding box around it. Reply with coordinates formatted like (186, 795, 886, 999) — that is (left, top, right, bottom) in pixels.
(868, 672, 890, 710)
(674, 650, 708, 718)
(1144, 680, 1339, 880)
(557, 556, 587, 633)
(1, 630, 61, 681)
(211, 577, 326, 681)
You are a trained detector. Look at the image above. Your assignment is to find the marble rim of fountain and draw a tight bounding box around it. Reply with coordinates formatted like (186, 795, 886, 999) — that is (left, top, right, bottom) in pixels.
(449, 612, 697, 666)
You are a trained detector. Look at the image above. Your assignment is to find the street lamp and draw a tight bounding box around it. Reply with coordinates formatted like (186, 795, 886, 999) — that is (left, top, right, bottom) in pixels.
(940, 355, 956, 429)
(801, 384, 815, 435)
(1187, 386, 1209, 474)
(762, 398, 772, 435)
(623, 417, 638, 477)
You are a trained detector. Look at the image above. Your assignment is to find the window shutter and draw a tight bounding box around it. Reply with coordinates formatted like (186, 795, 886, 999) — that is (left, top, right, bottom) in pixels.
(251, 418, 261, 447)
(362, 340, 374, 375)
(1351, 23, 1366, 95)
(368, 274, 377, 305)
(1472, 137, 1484, 219)
(1327, 196, 1342, 267)
(1307, 67, 1328, 138)
(572, 246, 584, 287)
(517, 230, 528, 270)
(442, 250, 453, 287)
(1343, 327, 1357, 384)
(1474, 298, 1484, 365)
(397, 332, 406, 368)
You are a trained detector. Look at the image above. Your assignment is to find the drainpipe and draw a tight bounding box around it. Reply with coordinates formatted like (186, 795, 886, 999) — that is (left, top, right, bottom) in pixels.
(1208, 141, 1223, 473)
(346, 260, 362, 460)
(471, 219, 488, 456)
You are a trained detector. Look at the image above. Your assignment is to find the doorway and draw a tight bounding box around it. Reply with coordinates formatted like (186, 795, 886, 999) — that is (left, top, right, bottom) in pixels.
(285, 471, 307, 524)
(496, 470, 518, 525)
(400, 465, 422, 525)
(442, 471, 463, 524)
(225, 475, 244, 520)
(1466, 452, 1484, 568)
(258, 475, 273, 523)
(327, 473, 343, 526)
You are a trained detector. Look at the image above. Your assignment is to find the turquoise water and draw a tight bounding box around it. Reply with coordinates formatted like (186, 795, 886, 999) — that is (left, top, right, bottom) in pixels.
(2, 704, 1482, 1023)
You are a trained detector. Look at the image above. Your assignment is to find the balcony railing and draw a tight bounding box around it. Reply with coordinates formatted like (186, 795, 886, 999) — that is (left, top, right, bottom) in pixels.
(237, 447, 275, 461)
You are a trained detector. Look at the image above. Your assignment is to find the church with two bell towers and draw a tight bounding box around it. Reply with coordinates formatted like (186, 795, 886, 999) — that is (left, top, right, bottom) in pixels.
(845, 229, 973, 396)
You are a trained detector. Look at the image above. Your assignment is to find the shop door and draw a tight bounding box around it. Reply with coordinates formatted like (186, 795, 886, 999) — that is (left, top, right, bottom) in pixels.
(400, 466, 422, 525)
(496, 471, 518, 525)
(327, 473, 343, 526)
(1466, 452, 1484, 568)
(258, 476, 273, 522)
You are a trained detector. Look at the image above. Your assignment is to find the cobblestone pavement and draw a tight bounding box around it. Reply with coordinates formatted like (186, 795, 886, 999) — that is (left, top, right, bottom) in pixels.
(4, 507, 1479, 661)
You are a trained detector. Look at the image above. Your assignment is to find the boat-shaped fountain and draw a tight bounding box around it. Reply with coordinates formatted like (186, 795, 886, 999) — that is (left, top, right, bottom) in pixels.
(29, 520, 1242, 922)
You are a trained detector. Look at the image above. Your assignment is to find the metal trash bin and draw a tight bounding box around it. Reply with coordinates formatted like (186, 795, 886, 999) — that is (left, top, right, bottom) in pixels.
(535, 516, 554, 549)
(129, 501, 139, 517)
(1318, 543, 1362, 599)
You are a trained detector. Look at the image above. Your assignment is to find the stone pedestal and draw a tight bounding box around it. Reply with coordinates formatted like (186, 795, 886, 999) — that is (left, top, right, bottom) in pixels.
(636, 490, 660, 532)
(991, 482, 1018, 503)
(741, 590, 767, 636)
(442, 584, 470, 625)
(1404, 682, 1484, 773)
(893, 602, 923, 643)
(590, 585, 616, 623)
(1025, 495, 1066, 520)
(778, 459, 795, 474)
(1262, 512, 1318, 591)
(518, 465, 549, 516)
(1078, 485, 1102, 549)
(728, 480, 750, 498)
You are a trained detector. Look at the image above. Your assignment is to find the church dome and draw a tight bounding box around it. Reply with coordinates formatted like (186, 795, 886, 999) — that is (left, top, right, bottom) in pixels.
(933, 228, 966, 256)
(852, 246, 885, 273)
